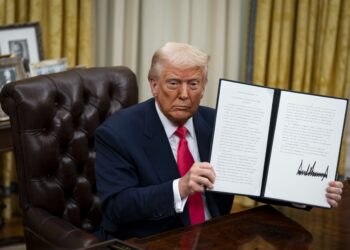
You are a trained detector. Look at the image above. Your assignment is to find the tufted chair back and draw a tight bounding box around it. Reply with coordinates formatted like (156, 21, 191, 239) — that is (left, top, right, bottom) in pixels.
(0, 66, 138, 249)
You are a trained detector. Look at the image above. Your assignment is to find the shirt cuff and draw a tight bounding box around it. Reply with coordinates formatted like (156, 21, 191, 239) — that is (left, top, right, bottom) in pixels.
(173, 179, 188, 213)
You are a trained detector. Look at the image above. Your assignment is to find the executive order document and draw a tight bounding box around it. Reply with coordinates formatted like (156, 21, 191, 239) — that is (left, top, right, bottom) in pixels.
(210, 79, 348, 208)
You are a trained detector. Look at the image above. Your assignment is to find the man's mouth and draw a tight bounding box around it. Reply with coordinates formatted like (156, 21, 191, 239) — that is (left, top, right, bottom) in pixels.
(173, 106, 190, 110)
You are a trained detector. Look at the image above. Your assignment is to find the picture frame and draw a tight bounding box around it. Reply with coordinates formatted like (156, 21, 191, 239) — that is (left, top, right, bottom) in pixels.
(0, 57, 26, 121)
(0, 22, 44, 72)
(29, 58, 68, 77)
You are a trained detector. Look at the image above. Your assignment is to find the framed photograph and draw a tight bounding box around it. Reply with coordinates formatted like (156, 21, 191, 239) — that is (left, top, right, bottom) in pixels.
(0, 22, 43, 72)
(29, 58, 68, 77)
(0, 57, 26, 121)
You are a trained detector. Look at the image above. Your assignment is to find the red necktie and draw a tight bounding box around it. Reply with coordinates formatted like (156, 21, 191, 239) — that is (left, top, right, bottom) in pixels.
(176, 126, 205, 225)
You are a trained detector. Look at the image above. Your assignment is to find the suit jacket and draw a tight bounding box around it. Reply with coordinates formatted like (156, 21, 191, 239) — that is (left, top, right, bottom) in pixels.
(95, 98, 233, 240)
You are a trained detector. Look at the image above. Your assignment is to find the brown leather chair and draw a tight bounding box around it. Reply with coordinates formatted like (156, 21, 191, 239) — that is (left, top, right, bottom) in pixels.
(0, 66, 138, 249)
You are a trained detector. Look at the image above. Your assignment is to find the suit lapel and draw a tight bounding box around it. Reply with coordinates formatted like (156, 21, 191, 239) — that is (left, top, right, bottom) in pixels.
(193, 109, 222, 218)
(193, 110, 213, 163)
(142, 99, 180, 182)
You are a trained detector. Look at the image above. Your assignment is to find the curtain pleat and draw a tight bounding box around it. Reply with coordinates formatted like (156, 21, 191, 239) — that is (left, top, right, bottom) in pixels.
(302, 0, 316, 92)
(4, 0, 15, 24)
(333, 0, 350, 97)
(0, 0, 4, 24)
(64, 0, 78, 66)
(266, 0, 282, 88)
(47, 0, 63, 59)
(277, 0, 296, 89)
(253, 0, 272, 85)
(29, 0, 42, 22)
(291, 0, 309, 92)
(345, 36, 350, 98)
(316, 0, 341, 95)
(78, 0, 93, 66)
(17, 0, 28, 23)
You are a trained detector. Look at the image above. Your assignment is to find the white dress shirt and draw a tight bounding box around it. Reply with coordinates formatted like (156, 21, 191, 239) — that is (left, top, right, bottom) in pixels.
(155, 102, 211, 220)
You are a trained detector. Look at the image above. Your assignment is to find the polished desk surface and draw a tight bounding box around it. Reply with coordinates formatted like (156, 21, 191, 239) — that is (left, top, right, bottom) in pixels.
(126, 179, 350, 250)
(275, 178, 350, 250)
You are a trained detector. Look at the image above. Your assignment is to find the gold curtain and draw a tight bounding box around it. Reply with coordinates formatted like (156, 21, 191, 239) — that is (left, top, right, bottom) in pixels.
(0, 0, 93, 66)
(253, 0, 350, 176)
(0, 0, 93, 221)
(235, 0, 350, 211)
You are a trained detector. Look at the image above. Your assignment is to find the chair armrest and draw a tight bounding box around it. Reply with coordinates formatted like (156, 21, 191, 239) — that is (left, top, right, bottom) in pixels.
(25, 206, 100, 249)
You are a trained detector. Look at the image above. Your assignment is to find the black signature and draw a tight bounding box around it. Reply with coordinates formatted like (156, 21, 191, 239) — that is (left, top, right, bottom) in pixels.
(296, 160, 329, 181)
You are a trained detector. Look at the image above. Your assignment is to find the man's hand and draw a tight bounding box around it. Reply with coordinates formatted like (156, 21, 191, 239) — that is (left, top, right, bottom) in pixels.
(178, 162, 215, 199)
(326, 181, 343, 207)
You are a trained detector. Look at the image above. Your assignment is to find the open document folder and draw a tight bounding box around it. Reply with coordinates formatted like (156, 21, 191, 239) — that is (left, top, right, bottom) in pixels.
(209, 79, 348, 208)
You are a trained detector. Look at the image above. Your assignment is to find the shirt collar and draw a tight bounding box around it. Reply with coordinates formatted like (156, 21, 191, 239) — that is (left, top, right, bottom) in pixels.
(155, 101, 195, 139)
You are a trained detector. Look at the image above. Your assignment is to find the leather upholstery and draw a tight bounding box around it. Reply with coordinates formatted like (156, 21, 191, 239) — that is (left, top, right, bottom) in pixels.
(0, 66, 138, 249)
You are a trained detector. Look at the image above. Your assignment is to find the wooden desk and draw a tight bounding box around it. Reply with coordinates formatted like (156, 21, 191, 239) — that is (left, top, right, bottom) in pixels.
(127, 180, 350, 250)
(128, 206, 312, 250)
(275, 178, 350, 250)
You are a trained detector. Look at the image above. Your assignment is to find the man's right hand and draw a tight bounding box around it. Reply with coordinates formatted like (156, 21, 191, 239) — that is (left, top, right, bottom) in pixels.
(178, 162, 216, 199)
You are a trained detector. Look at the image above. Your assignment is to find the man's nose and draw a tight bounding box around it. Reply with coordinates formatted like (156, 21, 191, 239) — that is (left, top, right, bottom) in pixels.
(179, 82, 189, 99)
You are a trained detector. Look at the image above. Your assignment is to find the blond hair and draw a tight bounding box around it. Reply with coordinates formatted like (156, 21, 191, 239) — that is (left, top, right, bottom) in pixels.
(148, 42, 209, 82)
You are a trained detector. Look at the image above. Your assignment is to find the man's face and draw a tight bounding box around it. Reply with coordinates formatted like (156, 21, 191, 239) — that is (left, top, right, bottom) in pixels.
(150, 64, 206, 125)
(11, 43, 23, 58)
(4, 70, 12, 82)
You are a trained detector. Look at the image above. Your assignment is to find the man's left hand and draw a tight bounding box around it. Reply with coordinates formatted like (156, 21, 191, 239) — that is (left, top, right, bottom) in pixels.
(326, 181, 343, 207)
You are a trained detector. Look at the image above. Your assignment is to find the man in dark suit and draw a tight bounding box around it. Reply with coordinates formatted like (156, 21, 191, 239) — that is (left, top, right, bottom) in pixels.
(95, 42, 343, 240)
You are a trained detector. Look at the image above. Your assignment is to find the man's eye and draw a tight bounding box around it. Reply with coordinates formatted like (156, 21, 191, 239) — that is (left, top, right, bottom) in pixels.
(167, 81, 179, 89)
(189, 81, 199, 89)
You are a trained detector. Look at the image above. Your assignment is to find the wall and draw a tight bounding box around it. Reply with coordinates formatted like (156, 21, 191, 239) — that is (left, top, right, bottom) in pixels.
(93, 0, 248, 108)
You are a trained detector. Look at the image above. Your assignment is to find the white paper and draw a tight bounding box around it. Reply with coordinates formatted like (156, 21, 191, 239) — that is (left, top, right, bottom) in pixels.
(264, 91, 347, 207)
(211, 80, 274, 196)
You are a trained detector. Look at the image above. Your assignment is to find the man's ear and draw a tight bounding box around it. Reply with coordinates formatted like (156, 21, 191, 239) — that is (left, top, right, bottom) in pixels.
(149, 79, 158, 97)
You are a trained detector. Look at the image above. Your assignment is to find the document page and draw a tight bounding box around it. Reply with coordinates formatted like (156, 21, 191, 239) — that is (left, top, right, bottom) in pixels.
(264, 91, 347, 207)
(211, 80, 274, 196)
